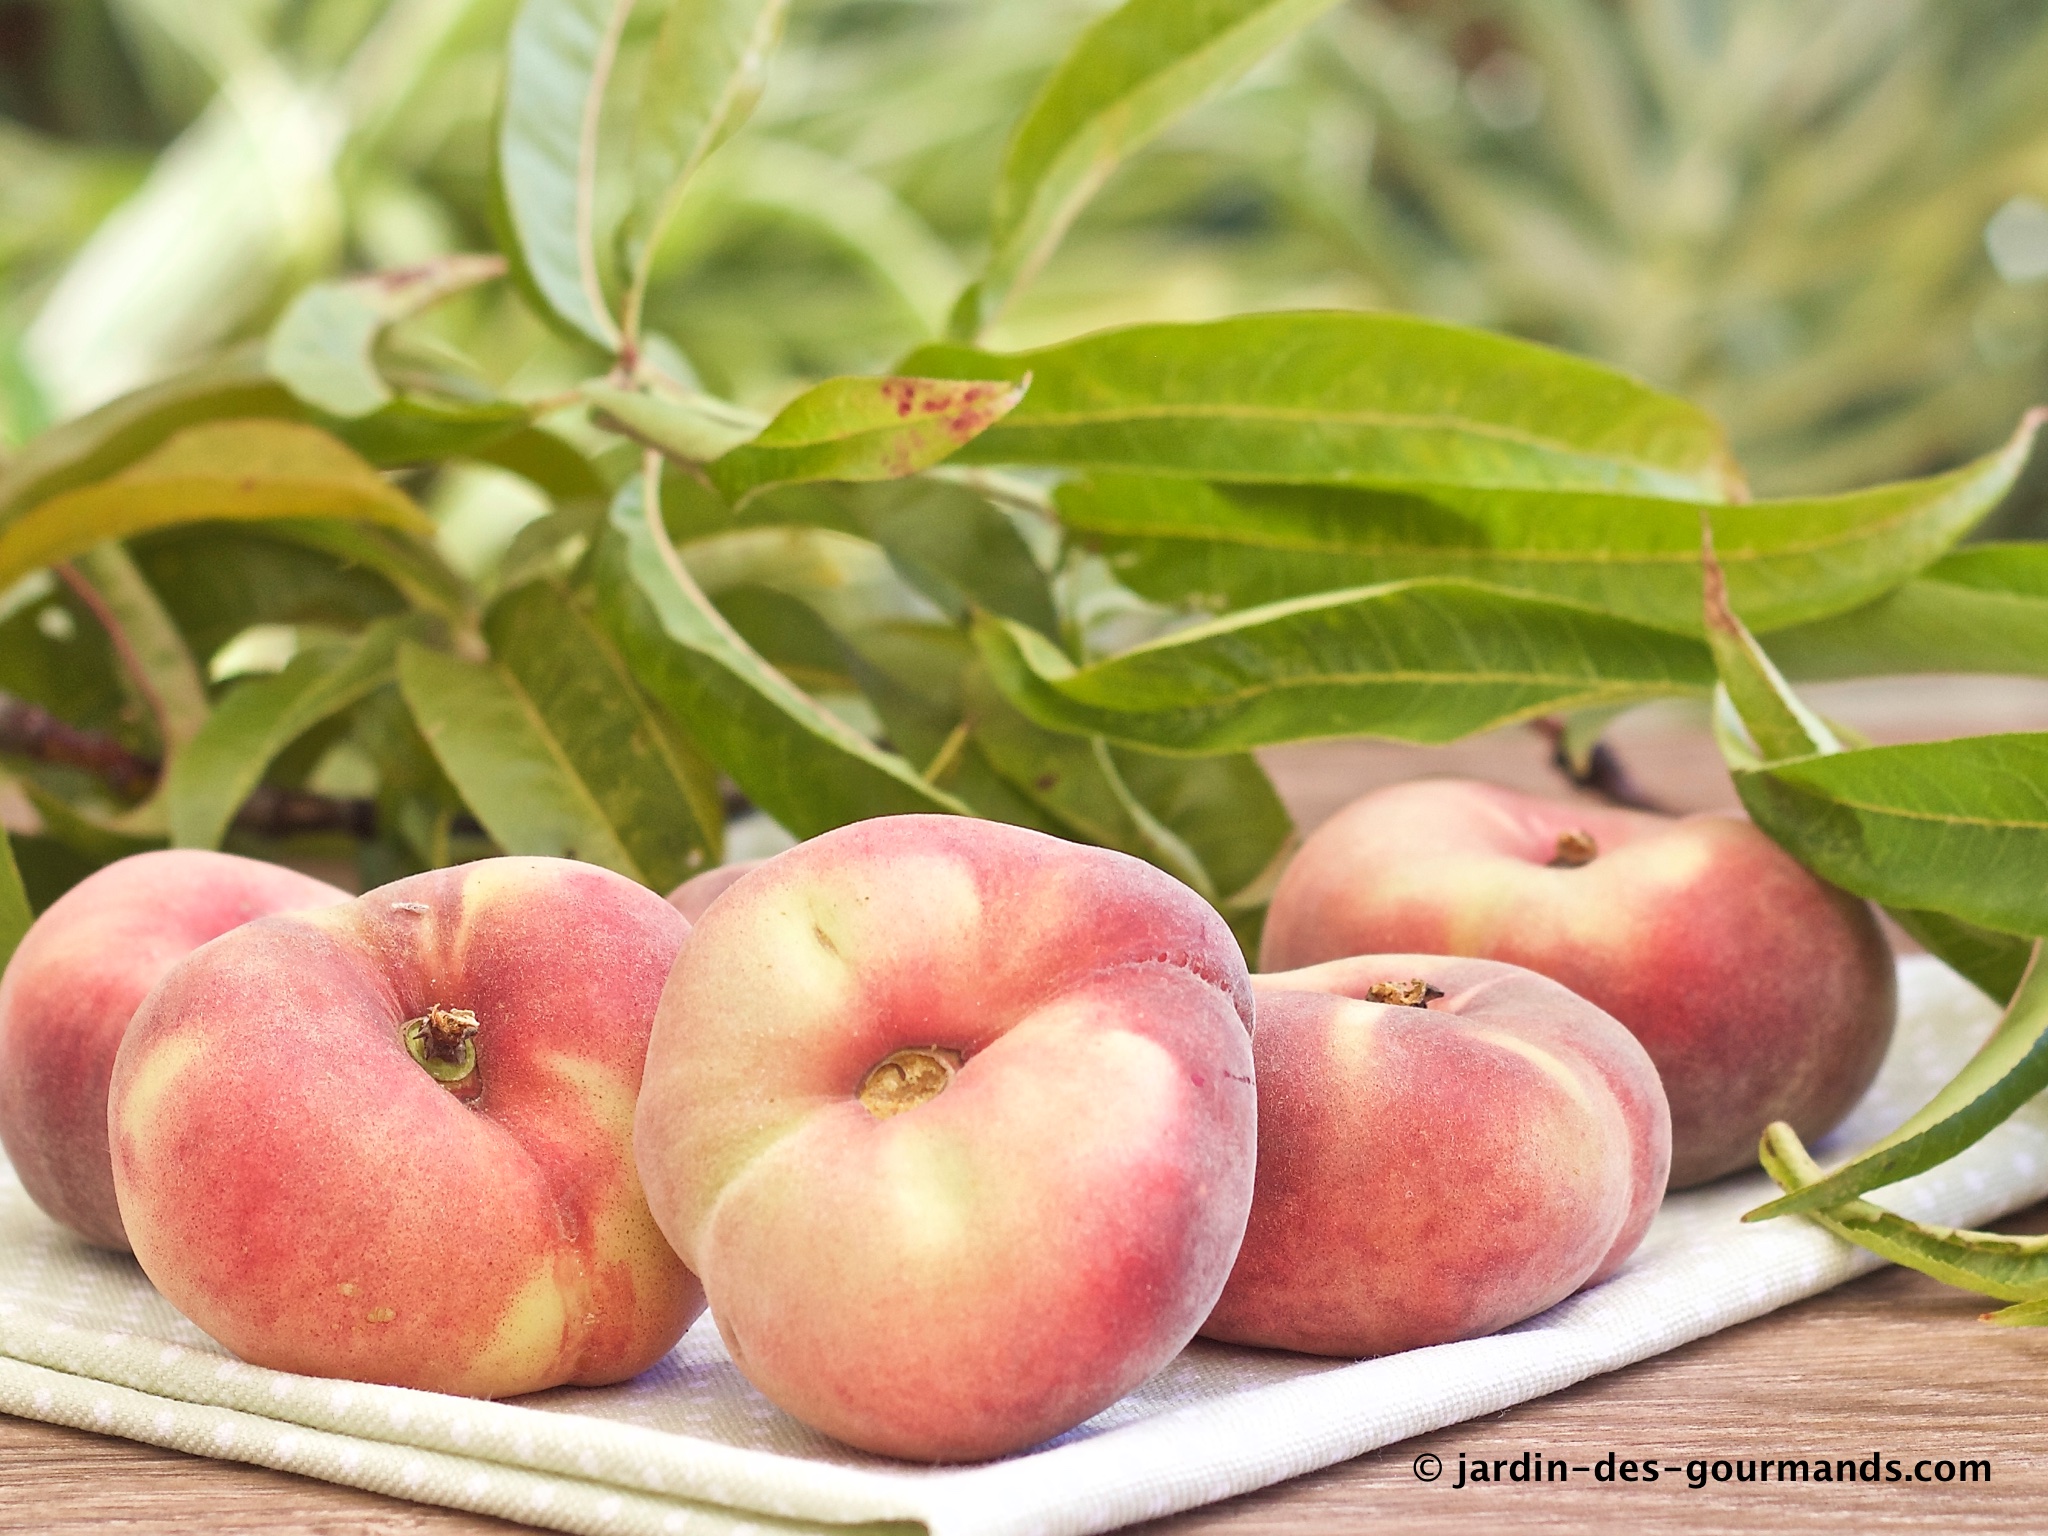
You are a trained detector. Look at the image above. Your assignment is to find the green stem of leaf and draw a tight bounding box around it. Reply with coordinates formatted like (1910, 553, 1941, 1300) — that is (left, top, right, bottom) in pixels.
(1747, 939, 2048, 1220)
(921, 718, 972, 785)
(1758, 1121, 2048, 1307)
(58, 545, 209, 757)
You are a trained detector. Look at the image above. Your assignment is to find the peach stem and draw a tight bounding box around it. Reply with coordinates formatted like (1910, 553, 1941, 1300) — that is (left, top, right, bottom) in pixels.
(403, 1004, 481, 1091)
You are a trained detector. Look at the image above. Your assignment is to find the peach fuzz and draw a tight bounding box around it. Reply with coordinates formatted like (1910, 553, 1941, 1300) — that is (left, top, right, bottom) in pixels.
(635, 814, 1258, 1462)
(1260, 779, 1896, 1187)
(0, 850, 347, 1249)
(1203, 955, 1670, 1357)
(108, 856, 701, 1398)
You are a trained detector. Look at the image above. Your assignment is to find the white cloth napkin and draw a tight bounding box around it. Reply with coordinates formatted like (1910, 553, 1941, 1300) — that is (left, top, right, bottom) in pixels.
(1, 957, 2036, 1536)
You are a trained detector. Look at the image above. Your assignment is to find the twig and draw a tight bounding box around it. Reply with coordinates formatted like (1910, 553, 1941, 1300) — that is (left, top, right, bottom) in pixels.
(0, 693, 379, 840)
(0, 695, 157, 801)
(1530, 716, 1670, 814)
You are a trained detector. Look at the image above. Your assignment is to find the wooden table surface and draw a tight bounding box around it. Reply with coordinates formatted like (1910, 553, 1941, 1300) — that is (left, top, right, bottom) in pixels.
(9, 684, 2048, 1534)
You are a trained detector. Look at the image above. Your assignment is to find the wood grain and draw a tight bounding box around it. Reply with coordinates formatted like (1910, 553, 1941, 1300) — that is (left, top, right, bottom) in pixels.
(1147, 1226, 2048, 1535)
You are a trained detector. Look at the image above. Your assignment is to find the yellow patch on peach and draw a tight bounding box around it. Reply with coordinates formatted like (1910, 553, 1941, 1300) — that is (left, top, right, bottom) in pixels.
(867, 1127, 979, 1259)
(817, 853, 984, 971)
(1623, 832, 1718, 890)
(459, 1259, 575, 1396)
(446, 861, 530, 954)
(113, 1033, 204, 1151)
(1016, 1008, 1186, 1158)
(522, 1052, 676, 1280)
(1323, 1001, 1382, 1078)
(1435, 899, 1500, 959)
(538, 1053, 634, 1140)
(737, 898, 862, 1022)
(1469, 1029, 1599, 1114)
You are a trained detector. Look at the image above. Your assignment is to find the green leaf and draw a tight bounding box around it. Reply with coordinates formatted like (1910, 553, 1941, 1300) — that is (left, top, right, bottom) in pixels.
(1733, 734, 2048, 942)
(0, 833, 31, 973)
(1748, 943, 2048, 1220)
(0, 574, 129, 735)
(472, 426, 612, 509)
(494, 503, 609, 598)
(902, 313, 1743, 500)
(706, 375, 1028, 508)
(676, 524, 937, 641)
(17, 782, 164, 863)
(858, 480, 1060, 639)
(962, 664, 1217, 898)
(592, 462, 969, 837)
(131, 524, 414, 662)
(712, 584, 857, 692)
(1057, 412, 2039, 633)
(585, 383, 760, 463)
(0, 350, 297, 526)
(498, 0, 634, 349)
(1924, 541, 2048, 601)
(399, 639, 643, 878)
(1888, 909, 2035, 1005)
(0, 420, 433, 596)
(840, 622, 1077, 837)
(325, 396, 535, 470)
(1107, 744, 1293, 909)
(1696, 528, 2027, 996)
(1757, 1123, 2048, 1304)
(953, 658, 1291, 943)
(1700, 520, 1840, 762)
(266, 256, 509, 419)
(621, 0, 792, 333)
(975, 580, 1714, 754)
(966, 0, 1345, 335)
(1705, 520, 2048, 1202)
(637, 468, 1059, 637)
(166, 617, 422, 851)
(1771, 545, 2048, 682)
(484, 579, 722, 888)
(248, 521, 471, 623)
(1985, 1297, 2048, 1326)
(351, 686, 470, 876)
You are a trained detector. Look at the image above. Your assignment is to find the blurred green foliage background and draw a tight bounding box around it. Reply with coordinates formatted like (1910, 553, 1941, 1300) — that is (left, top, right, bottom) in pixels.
(3, 0, 2047, 508)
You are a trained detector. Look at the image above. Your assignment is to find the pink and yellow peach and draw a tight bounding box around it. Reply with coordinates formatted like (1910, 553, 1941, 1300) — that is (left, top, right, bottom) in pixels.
(108, 857, 700, 1398)
(1205, 954, 1670, 1356)
(0, 850, 348, 1249)
(635, 815, 1258, 1461)
(1262, 780, 1895, 1186)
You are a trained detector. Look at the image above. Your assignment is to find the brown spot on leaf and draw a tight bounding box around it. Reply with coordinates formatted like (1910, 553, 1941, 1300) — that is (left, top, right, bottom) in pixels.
(880, 377, 920, 417)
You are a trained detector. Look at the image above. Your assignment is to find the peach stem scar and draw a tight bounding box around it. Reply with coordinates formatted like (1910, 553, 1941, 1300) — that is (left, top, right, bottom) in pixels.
(859, 1047, 962, 1118)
